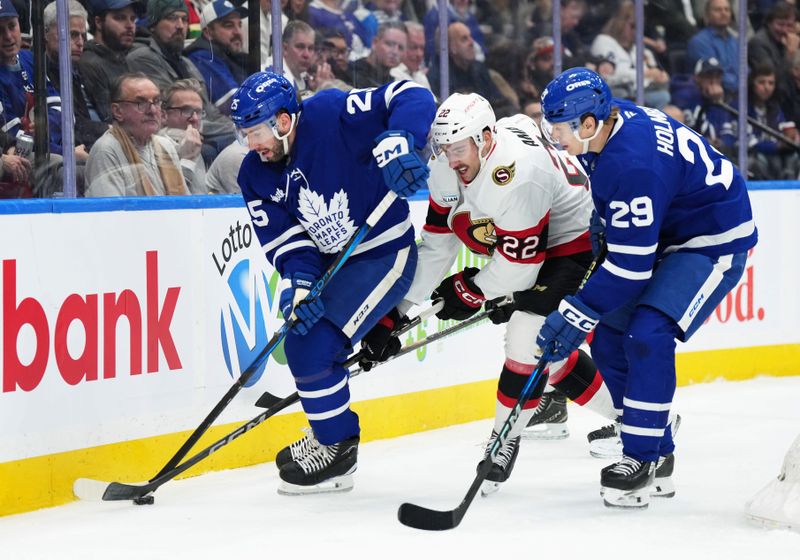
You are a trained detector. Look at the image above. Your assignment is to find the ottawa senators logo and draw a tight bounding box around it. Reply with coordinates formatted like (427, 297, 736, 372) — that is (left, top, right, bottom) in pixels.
(492, 162, 515, 186)
(452, 212, 496, 255)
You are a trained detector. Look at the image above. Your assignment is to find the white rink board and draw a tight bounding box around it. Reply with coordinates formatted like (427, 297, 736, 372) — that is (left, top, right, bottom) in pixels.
(0, 190, 795, 463)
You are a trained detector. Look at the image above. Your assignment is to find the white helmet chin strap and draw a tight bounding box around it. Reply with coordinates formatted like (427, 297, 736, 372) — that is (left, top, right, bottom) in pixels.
(573, 119, 605, 154)
(272, 112, 298, 155)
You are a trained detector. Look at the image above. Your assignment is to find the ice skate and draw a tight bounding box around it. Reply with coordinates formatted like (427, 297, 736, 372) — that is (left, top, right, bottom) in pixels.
(651, 453, 676, 498)
(478, 430, 521, 497)
(589, 414, 681, 460)
(600, 455, 656, 509)
(277, 436, 359, 495)
(276, 428, 320, 469)
(522, 392, 569, 440)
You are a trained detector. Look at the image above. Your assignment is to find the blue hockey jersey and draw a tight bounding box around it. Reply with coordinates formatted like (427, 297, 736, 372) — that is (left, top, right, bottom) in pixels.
(576, 99, 758, 316)
(238, 80, 436, 280)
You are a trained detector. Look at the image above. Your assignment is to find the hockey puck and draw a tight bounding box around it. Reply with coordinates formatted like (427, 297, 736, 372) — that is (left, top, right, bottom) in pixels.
(133, 495, 155, 505)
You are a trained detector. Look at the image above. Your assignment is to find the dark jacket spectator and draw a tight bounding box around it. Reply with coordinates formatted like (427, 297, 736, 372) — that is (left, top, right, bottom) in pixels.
(748, 1, 799, 104)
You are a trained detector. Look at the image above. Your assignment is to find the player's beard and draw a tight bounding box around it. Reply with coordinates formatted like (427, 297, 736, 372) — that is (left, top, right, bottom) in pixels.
(259, 141, 286, 162)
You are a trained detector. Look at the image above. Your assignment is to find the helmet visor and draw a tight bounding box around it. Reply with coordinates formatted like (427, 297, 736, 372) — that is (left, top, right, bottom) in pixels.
(543, 118, 581, 146)
(430, 137, 475, 162)
(235, 120, 278, 148)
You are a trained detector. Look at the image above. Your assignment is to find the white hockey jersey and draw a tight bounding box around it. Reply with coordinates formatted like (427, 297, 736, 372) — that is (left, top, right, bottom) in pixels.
(404, 114, 593, 303)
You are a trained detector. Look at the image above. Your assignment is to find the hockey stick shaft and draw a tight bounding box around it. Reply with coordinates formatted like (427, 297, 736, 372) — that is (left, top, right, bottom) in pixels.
(149, 191, 398, 480)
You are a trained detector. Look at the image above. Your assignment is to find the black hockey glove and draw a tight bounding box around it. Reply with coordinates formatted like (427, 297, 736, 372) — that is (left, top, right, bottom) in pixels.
(485, 295, 516, 324)
(431, 267, 485, 321)
(359, 308, 404, 371)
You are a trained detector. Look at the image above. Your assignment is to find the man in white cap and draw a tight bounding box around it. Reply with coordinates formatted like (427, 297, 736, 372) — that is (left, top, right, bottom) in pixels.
(185, 0, 248, 115)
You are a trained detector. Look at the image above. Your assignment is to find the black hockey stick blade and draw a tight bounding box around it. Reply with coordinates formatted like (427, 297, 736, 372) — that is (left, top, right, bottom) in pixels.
(254, 391, 284, 409)
(73, 478, 156, 502)
(398, 461, 488, 530)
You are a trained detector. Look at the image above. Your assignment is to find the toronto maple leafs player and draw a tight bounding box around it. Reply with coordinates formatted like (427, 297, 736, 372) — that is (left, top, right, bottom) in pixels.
(359, 92, 618, 495)
(537, 68, 757, 508)
(232, 72, 435, 495)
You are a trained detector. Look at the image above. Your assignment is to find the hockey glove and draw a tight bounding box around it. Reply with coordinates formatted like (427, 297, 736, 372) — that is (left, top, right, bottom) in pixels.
(536, 295, 600, 361)
(590, 210, 605, 257)
(485, 295, 516, 324)
(359, 308, 405, 371)
(279, 272, 325, 336)
(372, 130, 430, 198)
(431, 267, 485, 321)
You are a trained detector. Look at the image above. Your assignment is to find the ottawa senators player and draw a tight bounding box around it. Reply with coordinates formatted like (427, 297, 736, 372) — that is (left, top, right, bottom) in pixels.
(360, 92, 617, 495)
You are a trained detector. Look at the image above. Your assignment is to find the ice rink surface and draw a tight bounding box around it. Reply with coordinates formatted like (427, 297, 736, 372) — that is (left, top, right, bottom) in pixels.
(2, 376, 799, 560)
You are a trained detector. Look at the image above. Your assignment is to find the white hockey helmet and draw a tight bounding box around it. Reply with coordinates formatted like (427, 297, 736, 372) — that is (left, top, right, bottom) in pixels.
(430, 92, 496, 153)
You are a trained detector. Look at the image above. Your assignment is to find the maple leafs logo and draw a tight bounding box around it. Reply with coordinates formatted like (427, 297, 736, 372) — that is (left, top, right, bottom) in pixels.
(297, 187, 356, 253)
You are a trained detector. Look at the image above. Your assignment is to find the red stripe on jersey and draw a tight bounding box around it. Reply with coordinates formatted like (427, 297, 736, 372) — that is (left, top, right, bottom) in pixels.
(494, 211, 549, 264)
(429, 196, 450, 215)
(497, 390, 541, 410)
(548, 350, 579, 384)
(423, 224, 451, 234)
(504, 357, 536, 374)
(547, 231, 592, 258)
(572, 369, 603, 406)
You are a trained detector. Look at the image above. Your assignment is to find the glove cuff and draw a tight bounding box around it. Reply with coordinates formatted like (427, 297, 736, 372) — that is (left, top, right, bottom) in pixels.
(455, 269, 485, 309)
(558, 296, 599, 333)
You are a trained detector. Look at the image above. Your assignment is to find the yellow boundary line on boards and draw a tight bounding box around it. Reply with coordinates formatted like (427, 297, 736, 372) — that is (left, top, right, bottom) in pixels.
(1, 343, 798, 517)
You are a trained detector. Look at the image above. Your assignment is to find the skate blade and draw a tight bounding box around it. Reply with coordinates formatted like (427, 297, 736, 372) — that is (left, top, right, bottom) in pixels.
(589, 439, 623, 459)
(650, 477, 676, 498)
(277, 474, 354, 496)
(601, 486, 650, 509)
(480, 480, 501, 497)
(522, 424, 569, 440)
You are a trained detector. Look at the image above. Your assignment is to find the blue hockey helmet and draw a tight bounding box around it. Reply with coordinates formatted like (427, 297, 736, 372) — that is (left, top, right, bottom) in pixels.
(230, 71, 300, 129)
(541, 68, 612, 127)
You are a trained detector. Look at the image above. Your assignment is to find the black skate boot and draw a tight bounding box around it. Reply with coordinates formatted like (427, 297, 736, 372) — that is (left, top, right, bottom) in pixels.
(600, 455, 656, 509)
(278, 435, 359, 495)
(651, 453, 675, 498)
(478, 430, 521, 497)
(276, 428, 320, 469)
(522, 392, 569, 440)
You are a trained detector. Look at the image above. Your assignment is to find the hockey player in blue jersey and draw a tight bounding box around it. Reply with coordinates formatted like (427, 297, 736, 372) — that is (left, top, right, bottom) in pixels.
(231, 72, 435, 494)
(535, 68, 757, 508)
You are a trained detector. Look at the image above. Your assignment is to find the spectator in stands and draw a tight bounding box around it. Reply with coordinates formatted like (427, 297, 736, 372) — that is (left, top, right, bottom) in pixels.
(44, 0, 108, 159)
(85, 72, 191, 196)
(308, 0, 370, 58)
(158, 79, 207, 194)
(285, 0, 310, 22)
(428, 22, 516, 117)
(783, 50, 800, 127)
(205, 140, 246, 194)
(675, 58, 735, 157)
(742, 62, 800, 180)
(349, 20, 406, 88)
(748, 1, 799, 104)
(591, 0, 671, 109)
(687, 0, 740, 94)
(127, 0, 236, 162)
(524, 37, 556, 100)
(662, 104, 686, 124)
(390, 21, 431, 91)
(0, 0, 63, 155)
(527, 0, 591, 68)
(185, 0, 248, 115)
(644, 0, 698, 50)
(0, 126, 31, 191)
(318, 28, 352, 84)
(267, 20, 335, 98)
(78, 0, 144, 123)
(260, 0, 288, 68)
(522, 97, 543, 126)
(367, 0, 403, 26)
(423, 0, 486, 66)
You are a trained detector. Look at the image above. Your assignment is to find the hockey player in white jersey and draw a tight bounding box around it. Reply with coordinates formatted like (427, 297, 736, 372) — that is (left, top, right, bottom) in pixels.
(359, 92, 617, 495)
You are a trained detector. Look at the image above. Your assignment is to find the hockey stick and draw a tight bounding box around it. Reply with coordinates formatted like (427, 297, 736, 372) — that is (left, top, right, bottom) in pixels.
(74, 191, 398, 502)
(254, 298, 502, 409)
(397, 248, 606, 531)
(396, 352, 550, 530)
(253, 299, 446, 409)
